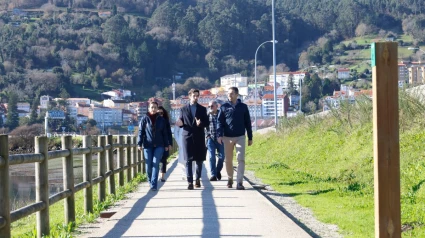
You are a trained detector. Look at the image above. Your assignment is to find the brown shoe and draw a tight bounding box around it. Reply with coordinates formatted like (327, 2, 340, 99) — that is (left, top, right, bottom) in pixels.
(195, 179, 201, 188)
(227, 179, 233, 188)
(188, 183, 194, 190)
(236, 183, 245, 190)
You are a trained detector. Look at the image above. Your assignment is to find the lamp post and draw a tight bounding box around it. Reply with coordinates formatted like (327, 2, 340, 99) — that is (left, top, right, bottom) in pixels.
(272, 0, 278, 130)
(254, 40, 277, 131)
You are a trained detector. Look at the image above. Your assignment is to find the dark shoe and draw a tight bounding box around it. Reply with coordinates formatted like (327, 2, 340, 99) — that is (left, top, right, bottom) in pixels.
(188, 183, 194, 190)
(195, 179, 201, 188)
(161, 178, 166, 182)
(217, 172, 222, 180)
(209, 176, 217, 181)
(227, 179, 233, 188)
(236, 183, 245, 190)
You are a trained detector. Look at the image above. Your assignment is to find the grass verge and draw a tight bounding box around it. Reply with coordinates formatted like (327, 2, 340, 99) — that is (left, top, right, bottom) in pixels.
(246, 91, 425, 237)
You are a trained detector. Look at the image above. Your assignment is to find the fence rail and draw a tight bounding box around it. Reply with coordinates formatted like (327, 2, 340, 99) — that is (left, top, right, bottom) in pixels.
(0, 134, 177, 238)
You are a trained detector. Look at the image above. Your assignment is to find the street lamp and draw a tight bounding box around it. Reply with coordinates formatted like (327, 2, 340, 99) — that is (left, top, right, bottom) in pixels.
(272, 0, 278, 130)
(254, 40, 277, 131)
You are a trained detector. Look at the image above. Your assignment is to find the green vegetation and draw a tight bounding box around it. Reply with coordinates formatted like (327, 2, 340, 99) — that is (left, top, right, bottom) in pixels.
(11, 173, 147, 237)
(246, 91, 425, 237)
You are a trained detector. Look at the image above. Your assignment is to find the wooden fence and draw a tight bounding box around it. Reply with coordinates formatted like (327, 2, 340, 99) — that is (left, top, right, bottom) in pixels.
(0, 134, 177, 238)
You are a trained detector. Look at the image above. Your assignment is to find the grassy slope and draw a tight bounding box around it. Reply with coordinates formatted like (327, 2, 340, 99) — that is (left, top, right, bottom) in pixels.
(246, 109, 425, 237)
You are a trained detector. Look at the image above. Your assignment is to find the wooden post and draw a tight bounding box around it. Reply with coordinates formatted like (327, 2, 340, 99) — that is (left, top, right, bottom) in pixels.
(107, 135, 116, 195)
(62, 135, 75, 225)
(83, 136, 93, 214)
(98, 136, 106, 201)
(137, 141, 142, 174)
(131, 136, 137, 178)
(0, 135, 11, 237)
(141, 146, 146, 174)
(371, 42, 401, 238)
(126, 136, 132, 182)
(35, 136, 49, 238)
(117, 136, 125, 186)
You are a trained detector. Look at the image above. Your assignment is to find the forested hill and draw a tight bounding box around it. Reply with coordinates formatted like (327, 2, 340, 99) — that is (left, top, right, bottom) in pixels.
(0, 0, 424, 102)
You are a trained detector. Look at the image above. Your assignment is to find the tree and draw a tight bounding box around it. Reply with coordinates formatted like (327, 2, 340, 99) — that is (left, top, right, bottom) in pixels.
(162, 89, 171, 112)
(5, 92, 19, 130)
(28, 98, 39, 125)
(0, 113, 3, 128)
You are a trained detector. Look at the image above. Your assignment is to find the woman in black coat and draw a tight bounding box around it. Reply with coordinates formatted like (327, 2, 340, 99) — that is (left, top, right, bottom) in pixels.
(158, 106, 173, 182)
(137, 102, 169, 191)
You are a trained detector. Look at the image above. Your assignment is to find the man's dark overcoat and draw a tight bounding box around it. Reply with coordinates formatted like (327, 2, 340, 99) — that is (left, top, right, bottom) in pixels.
(179, 104, 209, 162)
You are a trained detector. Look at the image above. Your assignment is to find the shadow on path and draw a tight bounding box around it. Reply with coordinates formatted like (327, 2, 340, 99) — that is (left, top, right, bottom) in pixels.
(101, 159, 179, 238)
(244, 175, 321, 238)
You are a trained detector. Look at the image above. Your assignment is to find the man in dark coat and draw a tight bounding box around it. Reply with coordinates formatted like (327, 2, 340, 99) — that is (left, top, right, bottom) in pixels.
(176, 88, 209, 190)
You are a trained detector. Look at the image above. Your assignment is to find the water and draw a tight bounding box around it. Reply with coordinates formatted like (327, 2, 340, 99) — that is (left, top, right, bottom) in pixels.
(8, 154, 104, 211)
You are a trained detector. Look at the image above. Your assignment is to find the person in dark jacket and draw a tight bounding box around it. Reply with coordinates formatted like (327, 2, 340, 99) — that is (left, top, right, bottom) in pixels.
(176, 88, 209, 190)
(137, 101, 169, 191)
(217, 87, 253, 190)
(158, 106, 173, 182)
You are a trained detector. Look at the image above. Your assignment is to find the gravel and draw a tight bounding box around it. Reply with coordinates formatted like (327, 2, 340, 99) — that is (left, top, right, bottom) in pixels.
(244, 170, 342, 238)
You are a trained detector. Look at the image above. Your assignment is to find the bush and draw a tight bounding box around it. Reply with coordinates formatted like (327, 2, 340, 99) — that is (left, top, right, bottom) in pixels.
(8, 124, 44, 151)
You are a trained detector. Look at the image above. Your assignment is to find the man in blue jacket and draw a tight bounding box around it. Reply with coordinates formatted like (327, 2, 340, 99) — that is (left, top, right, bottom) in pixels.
(217, 87, 253, 190)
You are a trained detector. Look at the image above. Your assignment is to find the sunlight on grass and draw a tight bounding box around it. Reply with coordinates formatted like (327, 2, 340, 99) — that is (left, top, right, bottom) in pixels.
(246, 91, 425, 237)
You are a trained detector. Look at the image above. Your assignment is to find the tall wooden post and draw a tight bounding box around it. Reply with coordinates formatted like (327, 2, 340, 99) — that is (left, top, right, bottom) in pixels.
(98, 136, 106, 201)
(0, 135, 11, 237)
(371, 42, 401, 238)
(107, 135, 116, 195)
(62, 135, 75, 225)
(35, 136, 49, 238)
(117, 136, 125, 186)
(83, 136, 93, 214)
(126, 136, 132, 182)
(131, 136, 137, 178)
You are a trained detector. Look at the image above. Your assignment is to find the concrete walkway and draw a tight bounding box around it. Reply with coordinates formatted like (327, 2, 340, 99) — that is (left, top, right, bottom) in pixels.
(80, 157, 312, 238)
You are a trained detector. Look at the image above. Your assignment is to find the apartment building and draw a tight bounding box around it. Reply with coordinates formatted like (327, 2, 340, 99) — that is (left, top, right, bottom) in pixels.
(88, 107, 123, 126)
(337, 68, 350, 79)
(261, 94, 289, 117)
(268, 72, 306, 91)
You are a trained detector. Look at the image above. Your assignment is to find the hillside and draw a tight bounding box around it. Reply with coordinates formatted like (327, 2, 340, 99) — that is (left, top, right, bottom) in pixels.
(0, 0, 425, 104)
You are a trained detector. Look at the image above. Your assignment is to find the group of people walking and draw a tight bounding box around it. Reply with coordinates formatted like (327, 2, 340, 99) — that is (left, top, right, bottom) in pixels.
(137, 86, 253, 191)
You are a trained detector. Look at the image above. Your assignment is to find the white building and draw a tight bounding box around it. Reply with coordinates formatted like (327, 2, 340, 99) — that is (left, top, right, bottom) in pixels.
(88, 107, 123, 126)
(221, 73, 248, 87)
(268, 72, 306, 91)
(17, 102, 30, 113)
(261, 94, 289, 117)
(337, 68, 350, 79)
(40, 95, 53, 109)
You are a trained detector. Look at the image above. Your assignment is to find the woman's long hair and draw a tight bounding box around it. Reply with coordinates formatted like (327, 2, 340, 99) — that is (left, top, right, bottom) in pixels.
(158, 106, 170, 121)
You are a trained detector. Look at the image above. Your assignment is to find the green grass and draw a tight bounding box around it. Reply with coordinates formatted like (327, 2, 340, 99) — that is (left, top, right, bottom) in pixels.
(246, 92, 425, 237)
(11, 173, 147, 237)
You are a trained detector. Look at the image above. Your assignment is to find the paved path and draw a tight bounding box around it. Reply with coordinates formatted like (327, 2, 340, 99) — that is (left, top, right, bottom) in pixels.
(80, 157, 312, 238)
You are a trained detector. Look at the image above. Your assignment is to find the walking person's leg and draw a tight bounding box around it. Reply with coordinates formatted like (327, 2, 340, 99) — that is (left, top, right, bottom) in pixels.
(235, 135, 246, 190)
(215, 139, 225, 181)
(186, 160, 194, 189)
(195, 160, 203, 188)
(143, 148, 154, 188)
(207, 138, 217, 180)
(223, 137, 235, 188)
(160, 150, 169, 182)
(150, 147, 164, 190)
